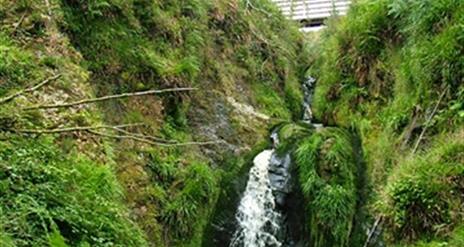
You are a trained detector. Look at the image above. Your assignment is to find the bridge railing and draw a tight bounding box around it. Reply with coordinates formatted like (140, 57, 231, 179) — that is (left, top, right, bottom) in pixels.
(270, 0, 351, 29)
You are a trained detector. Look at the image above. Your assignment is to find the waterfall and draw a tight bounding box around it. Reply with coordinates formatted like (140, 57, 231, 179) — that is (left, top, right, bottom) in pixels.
(230, 149, 282, 247)
(302, 76, 316, 122)
(229, 75, 317, 247)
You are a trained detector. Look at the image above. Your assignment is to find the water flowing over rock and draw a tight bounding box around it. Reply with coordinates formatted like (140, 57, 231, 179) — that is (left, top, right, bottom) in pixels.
(229, 132, 305, 247)
(230, 150, 283, 247)
(302, 76, 316, 122)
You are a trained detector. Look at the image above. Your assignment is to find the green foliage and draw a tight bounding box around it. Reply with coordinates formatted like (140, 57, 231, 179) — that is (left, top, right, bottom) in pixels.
(309, 1, 464, 244)
(380, 136, 464, 242)
(1, 0, 308, 246)
(275, 122, 313, 155)
(0, 32, 39, 96)
(295, 128, 357, 247)
(251, 82, 291, 119)
(161, 162, 218, 240)
(0, 137, 147, 246)
(141, 141, 221, 246)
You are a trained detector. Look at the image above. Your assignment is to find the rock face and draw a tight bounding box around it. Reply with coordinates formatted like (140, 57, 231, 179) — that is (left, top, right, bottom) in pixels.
(269, 153, 292, 208)
(302, 76, 316, 122)
(268, 152, 306, 247)
(203, 142, 307, 247)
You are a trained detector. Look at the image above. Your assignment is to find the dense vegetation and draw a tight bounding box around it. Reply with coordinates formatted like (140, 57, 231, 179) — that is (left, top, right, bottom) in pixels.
(0, 0, 307, 246)
(295, 128, 358, 247)
(304, 0, 464, 246)
(1, 0, 463, 246)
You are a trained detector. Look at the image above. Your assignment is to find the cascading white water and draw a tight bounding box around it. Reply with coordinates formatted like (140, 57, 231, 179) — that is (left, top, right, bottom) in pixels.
(230, 149, 282, 247)
(228, 76, 318, 246)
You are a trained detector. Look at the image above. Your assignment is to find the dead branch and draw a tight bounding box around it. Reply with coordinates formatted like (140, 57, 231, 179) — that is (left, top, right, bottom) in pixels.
(10, 123, 224, 147)
(11, 123, 144, 134)
(412, 87, 448, 154)
(23, 87, 198, 110)
(400, 106, 420, 150)
(112, 126, 177, 144)
(87, 130, 225, 147)
(363, 216, 383, 247)
(245, 0, 272, 17)
(12, 12, 27, 33)
(0, 74, 62, 104)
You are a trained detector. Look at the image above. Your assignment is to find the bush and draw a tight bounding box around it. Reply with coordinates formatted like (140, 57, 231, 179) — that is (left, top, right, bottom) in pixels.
(381, 136, 464, 242)
(0, 137, 147, 246)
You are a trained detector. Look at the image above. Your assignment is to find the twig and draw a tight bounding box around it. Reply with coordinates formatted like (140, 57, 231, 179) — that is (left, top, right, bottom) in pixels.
(0, 74, 62, 104)
(12, 12, 27, 33)
(23, 87, 198, 110)
(87, 130, 225, 147)
(10, 123, 224, 147)
(245, 0, 272, 17)
(11, 123, 144, 134)
(112, 126, 178, 144)
(400, 106, 420, 150)
(363, 216, 383, 247)
(412, 87, 448, 154)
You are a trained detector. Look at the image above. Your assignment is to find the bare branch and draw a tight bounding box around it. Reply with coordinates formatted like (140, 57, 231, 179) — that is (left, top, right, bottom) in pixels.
(23, 87, 198, 110)
(87, 130, 225, 147)
(412, 87, 448, 154)
(0, 74, 62, 104)
(11, 123, 144, 134)
(12, 12, 27, 33)
(363, 216, 383, 247)
(112, 126, 177, 144)
(10, 123, 224, 147)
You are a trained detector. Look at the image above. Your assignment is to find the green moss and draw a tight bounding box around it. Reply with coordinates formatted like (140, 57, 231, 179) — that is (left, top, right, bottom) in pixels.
(251, 82, 291, 119)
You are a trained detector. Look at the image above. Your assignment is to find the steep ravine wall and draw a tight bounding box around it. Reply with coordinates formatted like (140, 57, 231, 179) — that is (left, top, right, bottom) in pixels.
(0, 0, 309, 246)
(306, 0, 464, 246)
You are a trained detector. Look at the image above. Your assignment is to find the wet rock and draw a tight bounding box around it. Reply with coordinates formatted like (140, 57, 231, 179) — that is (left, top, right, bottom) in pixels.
(268, 153, 292, 208)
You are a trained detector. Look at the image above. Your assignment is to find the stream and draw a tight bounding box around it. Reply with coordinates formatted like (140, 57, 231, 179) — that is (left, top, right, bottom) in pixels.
(228, 76, 317, 247)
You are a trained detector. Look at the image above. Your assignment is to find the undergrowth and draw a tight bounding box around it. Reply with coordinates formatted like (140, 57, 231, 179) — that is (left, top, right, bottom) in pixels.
(308, 0, 464, 245)
(0, 0, 308, 246)
(0, 137, 147, 247)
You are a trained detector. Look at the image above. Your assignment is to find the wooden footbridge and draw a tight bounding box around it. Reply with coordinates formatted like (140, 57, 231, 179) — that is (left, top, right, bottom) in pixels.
(270, 0, 352, 31)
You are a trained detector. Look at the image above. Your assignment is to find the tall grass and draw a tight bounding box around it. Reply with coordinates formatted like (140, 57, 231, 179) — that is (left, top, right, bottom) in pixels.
(295, 128, 357, 247)
(309, 0, 464, 245)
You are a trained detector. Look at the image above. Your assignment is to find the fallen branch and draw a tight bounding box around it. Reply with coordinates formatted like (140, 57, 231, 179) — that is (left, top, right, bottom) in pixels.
(112, 126, 177, 144)
(412, 87, 448, 154)
(245, 0, 272, 17)
(11, 123, 144, 134)
(12, 12, 27, 33)
(0, 74, 62, 104)
(10, 123, 224, 147)
(23, 87, 197, 110)
(87, 130, 225, 147)
(363, 216, 383, 247)
(400, 106, 420, 150)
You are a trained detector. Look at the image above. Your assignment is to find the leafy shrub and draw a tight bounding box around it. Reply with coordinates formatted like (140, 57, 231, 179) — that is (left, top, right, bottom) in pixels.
(0, 137, 147, 246)
(381, 137, 464, 242)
